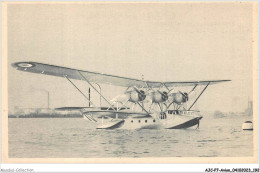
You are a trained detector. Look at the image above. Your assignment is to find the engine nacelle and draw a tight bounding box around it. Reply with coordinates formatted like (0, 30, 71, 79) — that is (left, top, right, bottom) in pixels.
(128, 90, 146, 103)
(111, 89, 146, 104)
(171, 92, 188, 104)
(150, 91, 168, 103)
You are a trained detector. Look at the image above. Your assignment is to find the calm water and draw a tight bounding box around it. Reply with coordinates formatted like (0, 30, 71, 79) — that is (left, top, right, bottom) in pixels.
(8, 115, 253, 158)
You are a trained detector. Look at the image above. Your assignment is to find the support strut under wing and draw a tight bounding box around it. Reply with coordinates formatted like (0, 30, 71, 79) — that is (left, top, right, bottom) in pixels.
(78, 71, 117, 111)
(64, 75, 96, 107)
(136, 102, 150, 115)
(188, 82, 210, 110)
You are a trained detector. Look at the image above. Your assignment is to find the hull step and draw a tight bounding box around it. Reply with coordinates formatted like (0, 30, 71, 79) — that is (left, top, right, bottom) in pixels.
(167, 117, 202, 129)
(96, 120, 125, 129)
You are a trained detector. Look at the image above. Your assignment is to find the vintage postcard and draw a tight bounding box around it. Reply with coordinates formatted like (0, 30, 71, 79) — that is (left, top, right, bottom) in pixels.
(1, 2, 258, 164)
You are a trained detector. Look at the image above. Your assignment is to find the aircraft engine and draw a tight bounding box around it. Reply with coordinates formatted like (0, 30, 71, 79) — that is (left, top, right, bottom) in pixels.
(128, 90, 146, 102)
(171, 92, 189, 104)
(150, 91, 168, 103)
(111, 89, 146, 104)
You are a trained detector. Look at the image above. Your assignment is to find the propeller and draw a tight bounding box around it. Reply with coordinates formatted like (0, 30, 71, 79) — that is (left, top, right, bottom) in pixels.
(133, 87, 146, 101)
(179, 91, 189, 102)
(166, 87, 194, 109)
(157, 90, 168, 101)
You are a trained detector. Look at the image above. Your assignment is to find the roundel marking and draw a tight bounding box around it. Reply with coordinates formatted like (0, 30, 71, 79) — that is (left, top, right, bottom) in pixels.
(16, 62, 35, 68)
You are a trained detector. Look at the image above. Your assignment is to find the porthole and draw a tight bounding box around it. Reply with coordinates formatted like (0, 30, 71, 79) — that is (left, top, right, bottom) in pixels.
(145, 120, 147, 123)
(138, 120, 141, 123)
(131, 120, 133, 123)
(153, 119, 156, 123)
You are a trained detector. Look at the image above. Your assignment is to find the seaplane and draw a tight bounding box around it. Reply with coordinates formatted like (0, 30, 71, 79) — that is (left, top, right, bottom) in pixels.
(12, 62, 230, 129)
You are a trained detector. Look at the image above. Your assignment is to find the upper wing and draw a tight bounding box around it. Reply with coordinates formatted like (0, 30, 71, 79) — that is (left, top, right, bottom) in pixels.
(12, 61, 230, 88)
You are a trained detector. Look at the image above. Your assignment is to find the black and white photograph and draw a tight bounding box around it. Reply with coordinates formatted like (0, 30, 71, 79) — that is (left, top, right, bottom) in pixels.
(1, 2, 258, 164)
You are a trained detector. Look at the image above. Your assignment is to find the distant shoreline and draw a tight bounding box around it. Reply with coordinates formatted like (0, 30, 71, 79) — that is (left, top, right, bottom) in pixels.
(8, 117, 82, 118)
(8, 114, 82, 118)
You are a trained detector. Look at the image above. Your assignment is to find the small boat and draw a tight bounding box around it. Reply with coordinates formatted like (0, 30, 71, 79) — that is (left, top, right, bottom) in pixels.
(242, 121, 253, 130)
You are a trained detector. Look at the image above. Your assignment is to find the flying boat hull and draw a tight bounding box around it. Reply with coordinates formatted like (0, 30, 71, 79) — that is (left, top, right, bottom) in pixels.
(83, 110, 202, 130)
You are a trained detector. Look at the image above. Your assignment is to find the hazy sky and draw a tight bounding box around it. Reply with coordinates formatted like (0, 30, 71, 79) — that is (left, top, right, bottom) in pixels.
(7, 2, 255, 112)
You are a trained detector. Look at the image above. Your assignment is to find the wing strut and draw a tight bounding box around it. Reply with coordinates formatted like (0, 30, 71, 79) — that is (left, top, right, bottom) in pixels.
(190, 84, 198, 93)
(136, 102, 150, 115)
(188, 82, 210, 110)
(78, 71, 117, 111)
(162, 83, 170, 91)
(64, 75, 96, 107)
